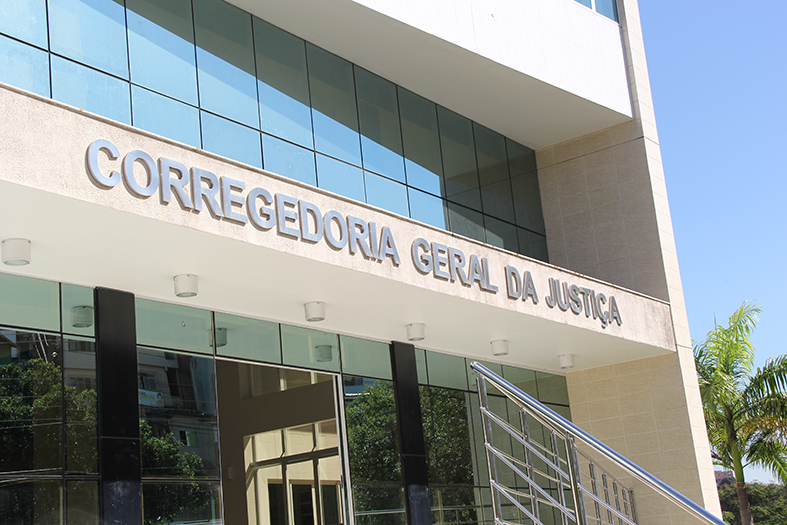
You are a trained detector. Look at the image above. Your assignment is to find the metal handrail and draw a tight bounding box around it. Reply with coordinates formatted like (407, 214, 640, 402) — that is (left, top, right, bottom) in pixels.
(470, 362, 725, 525)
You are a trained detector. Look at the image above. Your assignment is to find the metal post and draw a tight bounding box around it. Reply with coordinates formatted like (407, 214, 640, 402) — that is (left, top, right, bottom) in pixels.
(566, 436, 589, 525)
(477, 376, 504, 523)
(520, 410, 540, 522)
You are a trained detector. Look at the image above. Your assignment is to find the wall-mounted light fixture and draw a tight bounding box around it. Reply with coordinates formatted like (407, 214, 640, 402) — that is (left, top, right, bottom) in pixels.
(304, 301, 325, 322)
(559, 354, 575, 370)
(315, 344, 333, 362)
(2, 238, 31, 266)
(174, 274, 198, 298)
(491, 340, 509, 356)
(214, 327, 228, 348)
(406, 323, 425, 342)
(70, 305, 94, 328)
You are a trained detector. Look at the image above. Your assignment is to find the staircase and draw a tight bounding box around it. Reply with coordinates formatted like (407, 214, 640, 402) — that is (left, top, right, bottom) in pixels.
(470, 362, 724, 525)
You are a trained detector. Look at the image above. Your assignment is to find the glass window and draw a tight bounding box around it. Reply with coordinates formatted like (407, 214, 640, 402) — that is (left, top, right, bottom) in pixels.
(136, 298, 213, 355)
(356, 67, 405, 183)
(307, 43, 361, 166)
(61, 283, 94, 338)
(408, 188, 448, 230)
(126, 0, 198, 105)
(440, 107, 481, 210)
(67, 480, 99, 525)
(0, 35, 50, 97)
(508, 138, 544, 234)
(465, 359, 502, 392)
(254, 18, 313, 149)
(484, 216, 519, 253)
(399, 88, 443, 196)
(193, 0, 258, 128)
(262, 134, 317, 186)
(201, 111, 262, 168)
(425, 351, 468, 391)
(64, 337, 98, 474)
(0, 0, 48, 48)
(340, 336, 391, 380)
(476, 124, 514, 222)
(421, 386, 474, 486)
(142, 481, 222, 524)
(595, 0, 618, 21)
(365, 171, 409, 217)
(415, 347, 428, 384)
(536, 372, 569, 406)
(0, 330, 62, 475)
(518, 229, 548, 262)
(132, 85, 201, 147)
(214, 312, 281, 364)
(0, 479, 62, 524)
(501, 365, 538, 398)
(138, 348, 219, 477)
(0, 272, 59, 332)
(447, 203, 485, 244)
(281, 324, 340, 372)
(316, 154, 365, 203)
(51, 56, 131, 124)
(48, 0, 129, 78)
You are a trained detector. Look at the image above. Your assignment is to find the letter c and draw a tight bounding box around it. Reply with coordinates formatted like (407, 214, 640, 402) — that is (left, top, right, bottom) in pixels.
(86, 139, 121, 188)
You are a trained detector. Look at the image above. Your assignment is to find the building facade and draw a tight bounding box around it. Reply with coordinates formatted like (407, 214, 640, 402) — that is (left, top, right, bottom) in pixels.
(0, 0, 720, 524)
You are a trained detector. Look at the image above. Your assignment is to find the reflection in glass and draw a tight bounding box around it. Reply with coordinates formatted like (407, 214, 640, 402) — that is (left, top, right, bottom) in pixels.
(194, 0, 258, 128)
(439, 107, 480, 210)
(365, 172, 409, 218)
(51, 56, 131, 124)
(508, 138, 544, 234)
(281, 324, 340, 373)
(48, 0, 129, 78)
(399, 88, 443, 196)
(142, 481, 222, 525)
(138, 349, 219, 477)
(67, 480, 99, 525)
(0, 0, 48, 48)
(201, 110, 263, 168)
(425, 351, 468, 391)
(0, 478, 62, 524)
(420, 386, 473, 486)
(255, 18, 313, 149)
(0, 269, 59, 334)
(535, 372, 569, 406)
(0, 35, 50, 97)
(484, 216, 518, 253)
(214, 311, 281, 363)
(127, 0, 198, 105)
(316, 154, 365, 204)
(595, 0, 618, 21)
(356, 68, 405, 182)
(64, 338, 98, 474)
(263, 134, 317, 186)
(0, 330, 62, 475)
(136, 299, 213, 355)
(517, 229, 548, 263)
(307, 44, 361, 166)
(446, 203, 485, 244)
(340, 336, 391, 380)
(132, 85, 201, 147)
(408, 188, 448, 230)
(476, 124, 514, 222)
(61, 283, 94, 338)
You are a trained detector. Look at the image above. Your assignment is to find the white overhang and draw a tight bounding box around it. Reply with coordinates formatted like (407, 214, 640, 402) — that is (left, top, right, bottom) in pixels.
(0, 86, 671, 374)
(225, 0, 633, 149)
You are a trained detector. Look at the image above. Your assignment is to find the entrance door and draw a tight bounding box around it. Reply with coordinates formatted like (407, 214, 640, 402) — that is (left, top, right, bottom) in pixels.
(216, 360, 346, 525)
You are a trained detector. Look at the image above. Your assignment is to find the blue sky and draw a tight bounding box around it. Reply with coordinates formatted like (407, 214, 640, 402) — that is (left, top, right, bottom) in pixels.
(639, 1, 787, 483)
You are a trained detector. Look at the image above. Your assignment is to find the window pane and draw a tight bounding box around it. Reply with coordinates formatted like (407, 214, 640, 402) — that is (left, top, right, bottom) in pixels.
(484, 216, 518, 253)
(517, 229, 548, 262)
(421, 386, 474, 485)
(194, 0, 258, 128)
(254, 18, 312, 149)
(281, 324, 340, 372)
(340, 336, 391, 380)
(356, 67, 405, 183)
(61, 283, 94, 338)
(439, 107, 480, 210)
(214, 312, 281, 364)
(595, 0, 618, 21)
(316, 154, 365, 203)
(0, 0, 48, 48)
(127, 0, 198, 105)
(365, 172, 409, 217)
(536, 372, 569, 405)
(132, 85, 201, 147)
(425, 350, 468, 390)
(138, 348, 219, 477)
(201, 111, 262, 168)
(49, 0, 129, 78)
(415, 348, 428, 385)
(447, 203, 485, 243)
(51, 56, 131, 124)
(0, 35, 50, 97)
(307, 43, 361, 166)
(67, 480, 99, 525)
(0, 272, 59, 332)
(263, 134, 317, 186)
(508, 138, 544, 234)
(64, 337, 98, 473)
(465, 359, 502, 392)
(0, 330, 63, 475)
(399, 88, 443, 196)
(475, 124, 514, 221)
(142, 481, 222, 524)
(407, 188, 447, 230)
(501, 365, 538, 398)
(0, 479, 62, 524)
(136, 298, 213, 354)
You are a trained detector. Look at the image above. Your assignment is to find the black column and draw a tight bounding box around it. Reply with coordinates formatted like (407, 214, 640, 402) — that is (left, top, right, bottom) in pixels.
(94, 287, 142, 525)
(390, 341, 431, 525)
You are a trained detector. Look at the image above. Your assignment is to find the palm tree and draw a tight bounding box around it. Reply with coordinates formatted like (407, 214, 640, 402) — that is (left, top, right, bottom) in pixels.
(694, 301, 787, 525)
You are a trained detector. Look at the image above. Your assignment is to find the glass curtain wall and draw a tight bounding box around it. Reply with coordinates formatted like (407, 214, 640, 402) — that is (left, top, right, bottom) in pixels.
(0, 0, 547, 261)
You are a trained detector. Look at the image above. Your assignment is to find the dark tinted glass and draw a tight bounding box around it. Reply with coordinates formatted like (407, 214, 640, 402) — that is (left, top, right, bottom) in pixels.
(484, 216, 519, 253)
(356, 67, 405, 182)
(399, 88, 443, 196)
(0, 479, 62, 524)
(142, 481, 222, 524)
(64, 338, 98, 474)
(476, 124, 514, 221)
(420, 386, 473, 485)
(447, 203, 485, 244)
(508, 138, 544, 235)
(518, 229, 548, 262)
(440, 107, 481, 210)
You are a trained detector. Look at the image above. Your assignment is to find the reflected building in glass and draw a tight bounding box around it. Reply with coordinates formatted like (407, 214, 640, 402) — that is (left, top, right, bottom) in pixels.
(0, 0, 720, 524)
